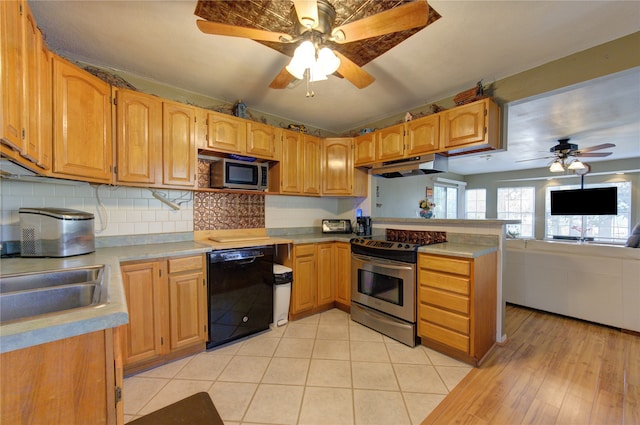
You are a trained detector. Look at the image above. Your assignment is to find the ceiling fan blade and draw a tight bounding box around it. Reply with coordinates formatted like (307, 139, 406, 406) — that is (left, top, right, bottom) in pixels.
(293, 0, 319, 29)
(331, 0, 429, 44)
(269, 66, 295, 89)
(575, 143, 616, 153)
(575, 152, 613, 158)
(515, 156, 555, 163)
(333, 51, 375, 89)
(196, 20, 292, 43)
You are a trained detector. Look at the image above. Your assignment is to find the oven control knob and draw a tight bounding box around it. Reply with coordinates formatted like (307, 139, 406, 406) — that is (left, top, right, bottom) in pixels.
(405, 244, 410, 249)
(397, 243, 402, 248)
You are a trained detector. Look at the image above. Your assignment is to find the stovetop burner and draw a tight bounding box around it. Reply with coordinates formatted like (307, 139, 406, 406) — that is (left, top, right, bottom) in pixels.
(350, 229, 447, 263)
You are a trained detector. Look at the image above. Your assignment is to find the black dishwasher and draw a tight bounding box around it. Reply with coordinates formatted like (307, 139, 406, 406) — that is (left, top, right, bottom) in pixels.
(207, 245, 274, 349)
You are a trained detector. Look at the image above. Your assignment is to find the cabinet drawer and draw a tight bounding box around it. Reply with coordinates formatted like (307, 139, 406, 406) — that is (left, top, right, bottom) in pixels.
(420, 304, 469, 334)
(419, 286, 469, 315)
(295, 244, 316, 257)
(420, 255, 470, 276)
(420, 321, 469, 353)
(168, 255, 203, 273)
(419, 269, 470, 295)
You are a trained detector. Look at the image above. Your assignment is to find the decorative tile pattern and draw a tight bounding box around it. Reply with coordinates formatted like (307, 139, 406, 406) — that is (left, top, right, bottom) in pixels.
(386, 228, 447, 245)
(194, 159, 265, 230)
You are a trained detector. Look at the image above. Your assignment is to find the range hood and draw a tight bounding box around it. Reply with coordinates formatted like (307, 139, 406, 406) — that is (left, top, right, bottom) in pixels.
(370, 154, 448, 178)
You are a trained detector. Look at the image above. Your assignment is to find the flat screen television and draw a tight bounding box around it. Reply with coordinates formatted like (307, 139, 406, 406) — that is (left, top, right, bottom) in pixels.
(550, 187, 618, 215)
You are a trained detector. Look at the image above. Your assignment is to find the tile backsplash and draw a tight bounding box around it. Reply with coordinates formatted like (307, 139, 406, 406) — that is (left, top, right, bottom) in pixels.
(0, 179, 193, 241)
(194, 191, 265, 230)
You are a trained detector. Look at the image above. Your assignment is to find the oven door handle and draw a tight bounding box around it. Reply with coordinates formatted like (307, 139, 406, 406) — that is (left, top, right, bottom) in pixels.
(352, 253, 413, 270)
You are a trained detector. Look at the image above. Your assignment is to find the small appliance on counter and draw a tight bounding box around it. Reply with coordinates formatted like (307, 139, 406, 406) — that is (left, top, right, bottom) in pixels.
(321, 219, 353, 234)
(19, 208, 95, 257)
(355, 216, 372, 236)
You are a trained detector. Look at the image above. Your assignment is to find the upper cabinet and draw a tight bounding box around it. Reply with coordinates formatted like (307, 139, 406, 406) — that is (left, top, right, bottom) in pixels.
(440, 98, 500, 155)
(322, 138, 368, 197)
(376, 123, 405, 161)
(405, 114, 440, 156)
(246, 121, 276, 159)
(162, 100, 197, 188)
(203, 111, 246, 154)
(52, 55, 113, 183)
(114, 88, 162, 185)
(270, 130, 321, 196)
(354, 132, 376, 166)
(1, 0, 51, 172)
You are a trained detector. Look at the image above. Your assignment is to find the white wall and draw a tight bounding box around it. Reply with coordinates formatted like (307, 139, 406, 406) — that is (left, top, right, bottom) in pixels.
(265, 195, 364, 229)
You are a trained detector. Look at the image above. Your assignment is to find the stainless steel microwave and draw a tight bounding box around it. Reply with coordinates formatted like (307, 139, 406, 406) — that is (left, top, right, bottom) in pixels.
(210, 158, 268, 190)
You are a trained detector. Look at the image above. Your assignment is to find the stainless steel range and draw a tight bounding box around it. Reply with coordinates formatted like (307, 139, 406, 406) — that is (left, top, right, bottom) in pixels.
(350, 229, 446, 347)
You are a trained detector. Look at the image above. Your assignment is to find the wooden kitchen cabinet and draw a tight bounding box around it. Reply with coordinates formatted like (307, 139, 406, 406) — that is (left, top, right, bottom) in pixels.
(52, 55, 113, 183)
(354, 132, 376, 166)
(302, 135, 322, 195)
(376, 123, 405, 161)
(322, 137, 368, 197)
(162, 100, 197, 188)
(1, 328, 123, 425)
(405, 113, 440, 155)
(120, 254, 207, 375)
(279, 242, 351, 320)
(204, 110, 246, 154)
(0, 0, 51, 173)
(334, 242, 351, 310)
(115, 88, 162, 185)
(246, 121, 276, 159)
(440, 98, 500, 155)
(417, 251, 497, 366)
(271, 130, 321, 196)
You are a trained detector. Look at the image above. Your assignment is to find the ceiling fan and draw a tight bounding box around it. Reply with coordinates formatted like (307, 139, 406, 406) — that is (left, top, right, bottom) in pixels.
(195, 0, 432, 91)
(517, 138, 616, 172)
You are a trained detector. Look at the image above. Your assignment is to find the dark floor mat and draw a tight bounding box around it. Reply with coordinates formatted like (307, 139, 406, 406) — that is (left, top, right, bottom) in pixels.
(128, 392, 224, 425)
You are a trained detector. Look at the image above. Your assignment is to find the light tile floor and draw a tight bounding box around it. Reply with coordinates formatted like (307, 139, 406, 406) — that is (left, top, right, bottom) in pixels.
(124, 308, 472, 425)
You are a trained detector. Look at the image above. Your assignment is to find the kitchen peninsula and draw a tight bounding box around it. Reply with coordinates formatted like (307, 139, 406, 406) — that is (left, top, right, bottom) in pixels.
(371, 217, 520, 344)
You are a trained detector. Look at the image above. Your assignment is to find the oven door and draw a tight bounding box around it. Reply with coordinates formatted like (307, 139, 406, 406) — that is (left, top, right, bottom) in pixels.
(351, 253, 416, 323)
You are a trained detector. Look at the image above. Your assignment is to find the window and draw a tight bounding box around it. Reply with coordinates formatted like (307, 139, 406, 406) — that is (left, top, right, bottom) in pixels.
(545, 181, 631, 243)
(465, 189, 486, 219)
(497, 187, 535, 238)
(434, 184, 458, 219)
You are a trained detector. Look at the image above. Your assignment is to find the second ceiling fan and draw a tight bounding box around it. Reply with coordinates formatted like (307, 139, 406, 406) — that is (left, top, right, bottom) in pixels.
(195, 0, 433, 90)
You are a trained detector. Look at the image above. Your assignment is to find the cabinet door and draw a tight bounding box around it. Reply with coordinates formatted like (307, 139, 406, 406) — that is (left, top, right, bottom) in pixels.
(163, 100, 196, 187)
(22, 2, 39, 164)
(292, 245, 316, 314)
(36, 35, 52, 171)
(376, 124, 404, 161)
(115, 89, 162, 185)
(0, 0, 24, 151)
(53, 56, 113, 182)
(334, 242, 351, 306)
(302, 135, 321, 195)
(441, 100, 486, 148)
(279, 129, 303, 194)
(406, 114, 440, 155)
(120, 261, 164, 366)
(246, 121, 276, 159)
(168, 270, 206, 351)
(316, 243, 334, 306)
(354, 132, 376, 166)
(322, 138, 353, 195)
(206, 111, 246, 153)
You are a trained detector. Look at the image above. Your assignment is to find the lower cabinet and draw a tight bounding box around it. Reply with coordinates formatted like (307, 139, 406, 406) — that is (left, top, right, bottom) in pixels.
(279, 241, 351, 320)
(1, 328, 123, 425)
(417, 251, 497, 366)
(120, 254, 207, 375)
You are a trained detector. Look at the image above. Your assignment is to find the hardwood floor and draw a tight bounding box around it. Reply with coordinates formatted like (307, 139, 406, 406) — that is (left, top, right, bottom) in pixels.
(422, 304, 639, 425)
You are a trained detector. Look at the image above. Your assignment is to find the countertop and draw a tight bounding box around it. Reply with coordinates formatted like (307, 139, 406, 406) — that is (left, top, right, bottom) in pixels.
(0, 241, 211, 354)
(0, 232, 497, 353)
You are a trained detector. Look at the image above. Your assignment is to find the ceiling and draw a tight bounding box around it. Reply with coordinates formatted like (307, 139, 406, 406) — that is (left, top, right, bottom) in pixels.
(28, 1, 640, 175)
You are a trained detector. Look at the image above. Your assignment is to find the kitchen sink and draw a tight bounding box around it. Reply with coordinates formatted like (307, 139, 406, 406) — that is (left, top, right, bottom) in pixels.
(0, 265, 107, 323)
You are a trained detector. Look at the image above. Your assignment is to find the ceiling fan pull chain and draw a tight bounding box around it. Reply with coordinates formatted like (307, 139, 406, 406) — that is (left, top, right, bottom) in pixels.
(306, 70, 315, 97)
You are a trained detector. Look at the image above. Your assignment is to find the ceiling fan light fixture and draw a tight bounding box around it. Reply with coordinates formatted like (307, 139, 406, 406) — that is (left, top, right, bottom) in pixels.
(567, 159, 586, 170)
(549, 160, 565, 173)
(317, 47, 340, 75)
